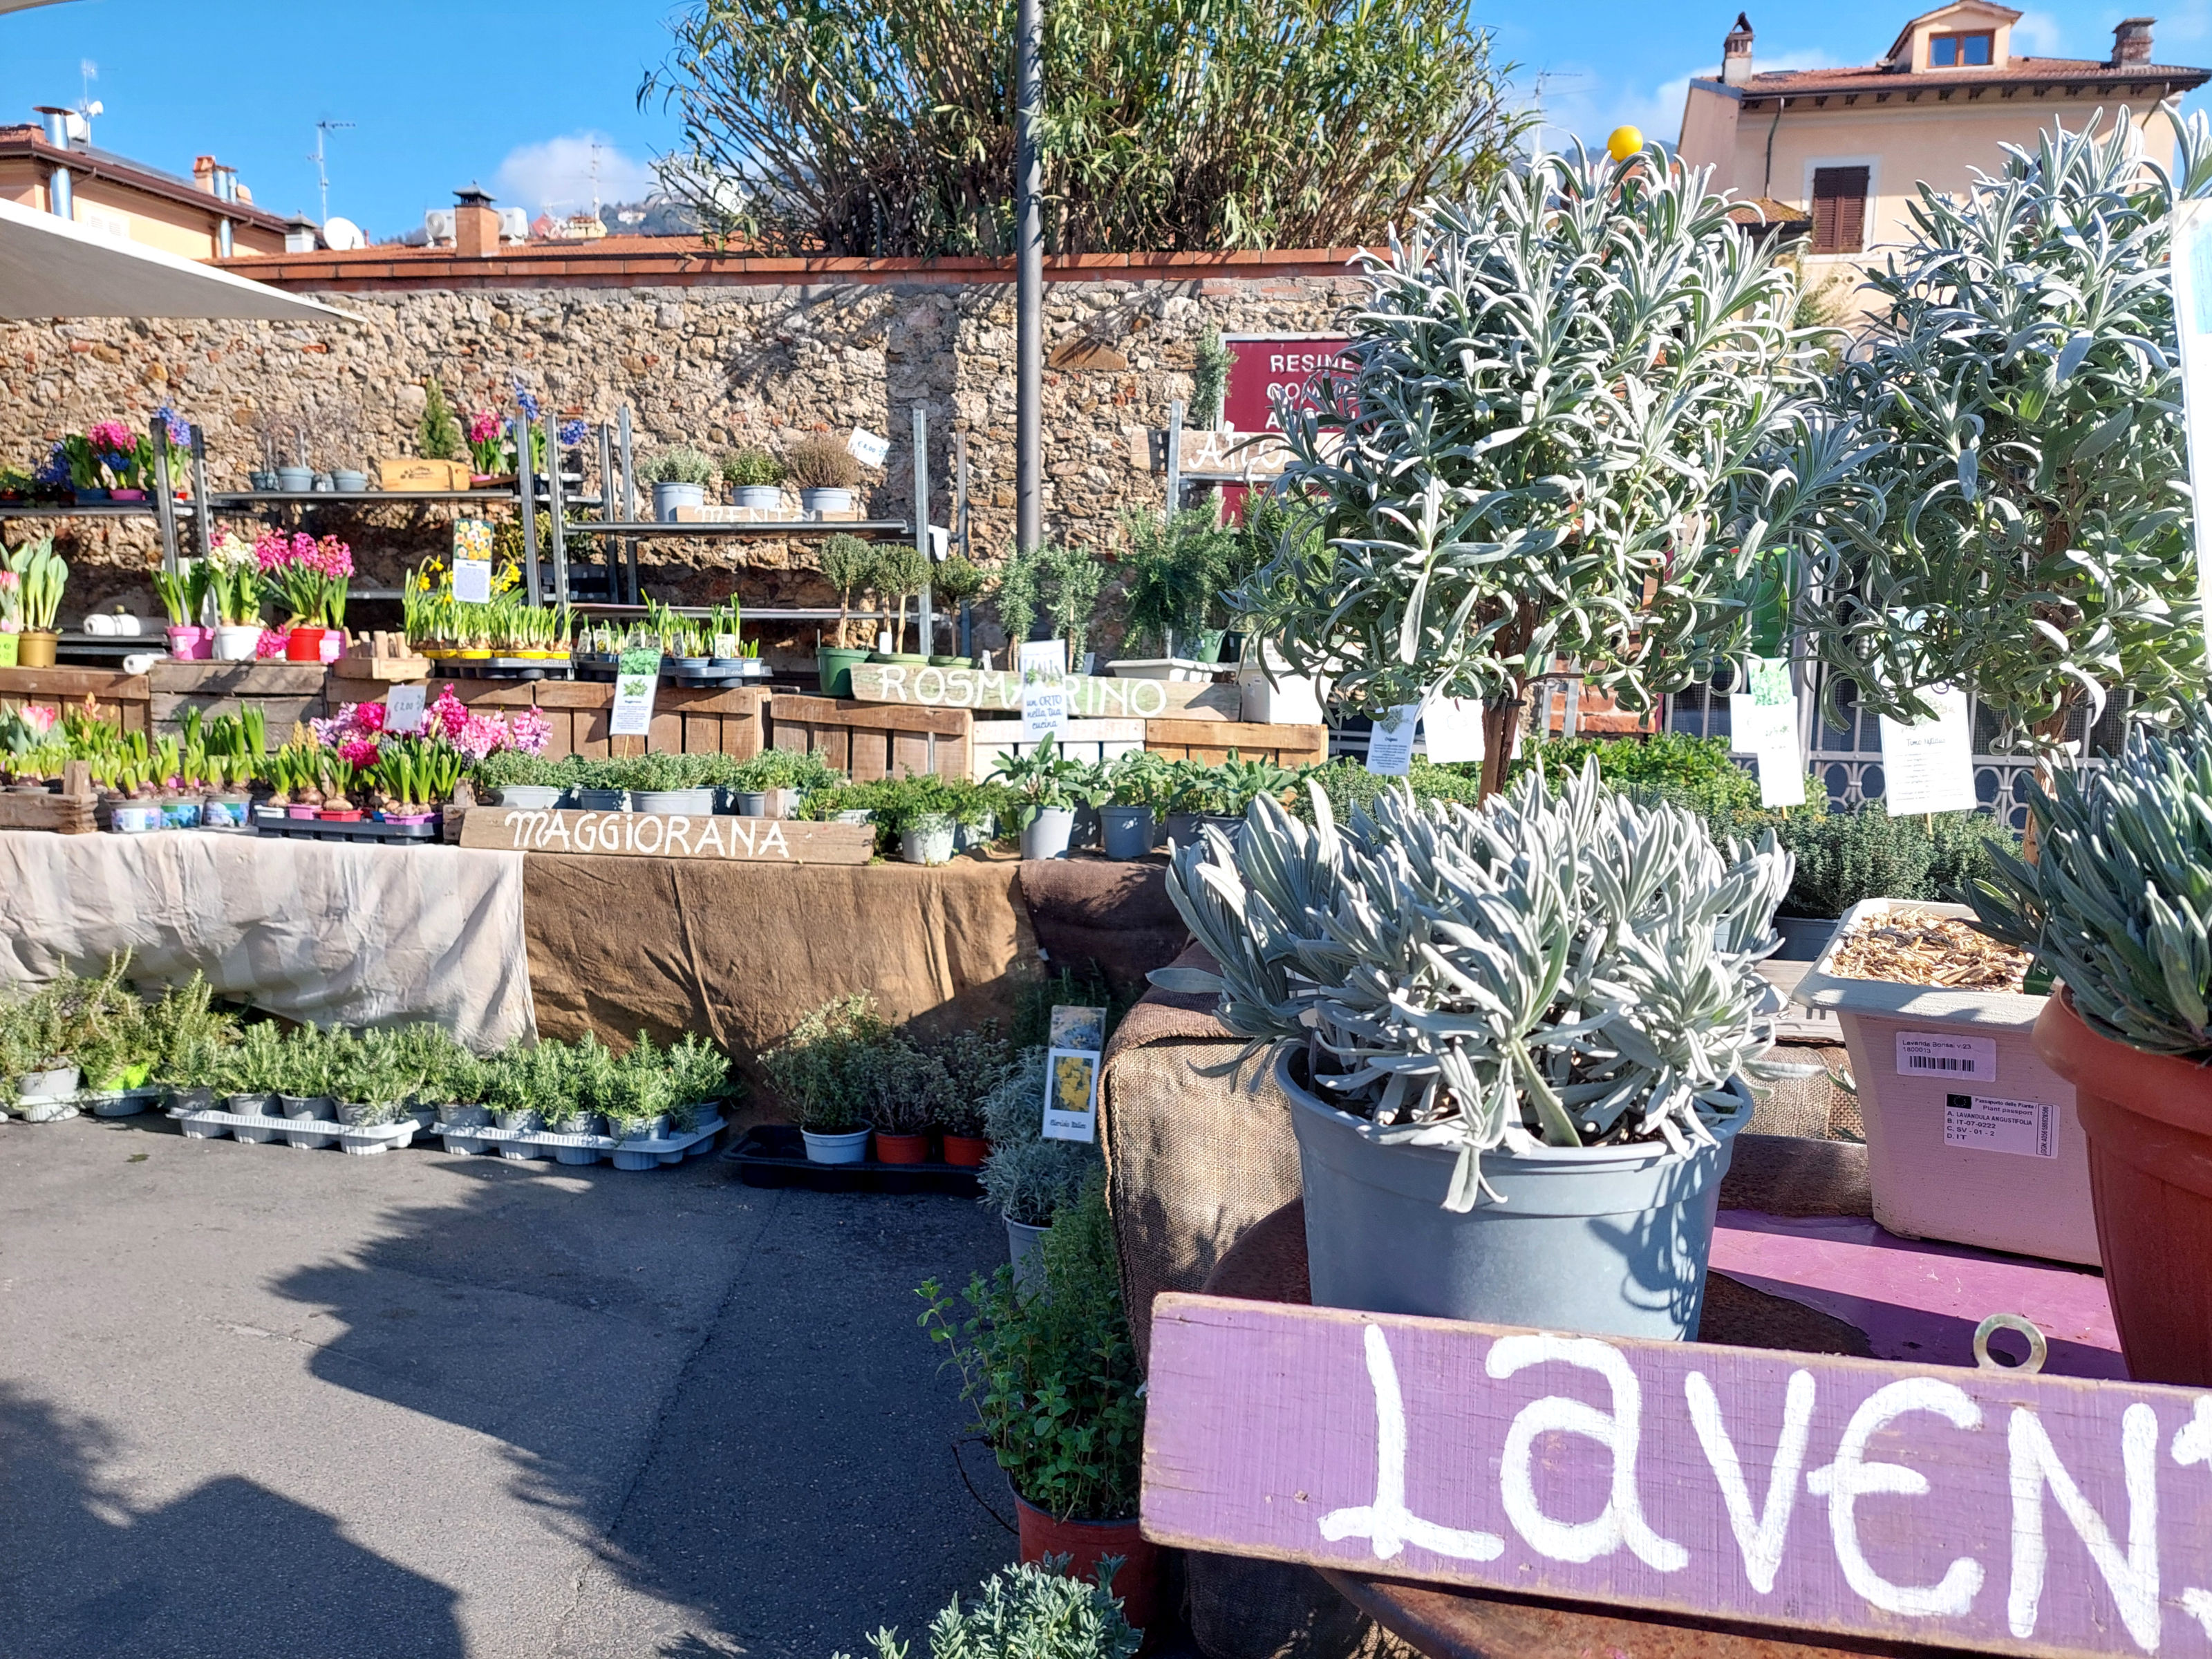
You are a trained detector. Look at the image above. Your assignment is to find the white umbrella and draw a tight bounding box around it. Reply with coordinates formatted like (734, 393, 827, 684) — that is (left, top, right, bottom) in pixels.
(0, 194, 359, 321)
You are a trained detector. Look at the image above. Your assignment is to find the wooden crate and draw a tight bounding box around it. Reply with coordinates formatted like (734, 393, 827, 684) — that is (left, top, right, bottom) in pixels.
(319, 675, 769, 763)
(149, 662, 328, 742)
(0, 664, 152, 735)
(769, 695, 971, 782)
(971, 718, 1144, 782)
(1143, 719, 1328, 769)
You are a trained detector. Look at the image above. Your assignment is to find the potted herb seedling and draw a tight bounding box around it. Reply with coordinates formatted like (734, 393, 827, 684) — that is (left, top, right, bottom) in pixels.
(901, 809, 957, 866)
(641, 446, 718, 521)
(991, 735, 1085, 860)
(8, 539, 66, 669)
(216, 1020, 288, 1138)
(484, 1046, 545, 1149)
(722, 447, 786, 510)
(785, 433, 862, 517)
(624, 751, 716, 816)
(472, 749, 568, 810)
(1158, 764, 1786, 1337)
(919, 1176, 1159, 1632)
(601, 1040, 678, 1145)
(1970, 708, 2212, 1385)
(543, 1034, 612, 1162)
(1098, 749, 1172, 859)
(763, 993, 884, 1163)
(859, 1035, 953, 1163)
(816, 534, 879, 692)
(143, 973, 234, 1112)
(929, 1025, 1014, 1168)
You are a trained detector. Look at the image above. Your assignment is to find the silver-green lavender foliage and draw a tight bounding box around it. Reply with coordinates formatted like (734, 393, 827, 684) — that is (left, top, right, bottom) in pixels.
(1969, 706, 2212, 1056)
(1232, 144, 1854, 718)
(832, 1557, 1139, 1659)
(1157, 764, 1790, 1209)
(1806, 111, 2212, 749)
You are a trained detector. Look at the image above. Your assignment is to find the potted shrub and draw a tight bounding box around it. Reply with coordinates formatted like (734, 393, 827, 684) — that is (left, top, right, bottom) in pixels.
(762, 993, 883, 1163)
(143, 971, 234, 1112)
(785, 433, 862, 517)
(641, 446, 718, 521)
(1097, 750, 1170, 859)
(1969, 709, 2212, 1385)
(859, 1035, 952, 1163)
(484, 1045, 546, 1155)
(1157, 765, 1782, 1337)
(8, 539, 66, 669)
(1115, 504, 1241, 673)
(930, 554, 988, 664)
(473, 749, 569, 810)
(901, 809, 957, 866)
(870, 543, 932, 664)
(151, 561, 212, 662)
(829, 1559, 1138, 1659)
(930, 1025, 1014, 1168)
(204, 531, 264, 661)
(995, 543, 1106, 673)
(722, 447, 785, 510)
(979, 1049, 1096, 1277)
(816, 534, 879, 692)
(991, 735, 1085, 860)
(568, 757, 629, 814)
(216, 1020, 287, 1140)
(622, 751, 716, 816)
(919, 1176, 1158, 1633)
(600, 1043, 678, 1145)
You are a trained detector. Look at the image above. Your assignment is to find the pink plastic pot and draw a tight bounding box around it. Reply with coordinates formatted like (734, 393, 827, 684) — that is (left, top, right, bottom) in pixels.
(166, 626, 212, 662)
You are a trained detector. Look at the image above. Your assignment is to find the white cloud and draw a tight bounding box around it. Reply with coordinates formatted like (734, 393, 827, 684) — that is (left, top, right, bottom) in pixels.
(2011, 11, 2064, 54)
(493, 133, 657, 215)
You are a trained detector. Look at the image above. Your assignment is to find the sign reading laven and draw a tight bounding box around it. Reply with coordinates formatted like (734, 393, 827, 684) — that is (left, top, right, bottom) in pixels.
(1142, 1294, 2212, 1659)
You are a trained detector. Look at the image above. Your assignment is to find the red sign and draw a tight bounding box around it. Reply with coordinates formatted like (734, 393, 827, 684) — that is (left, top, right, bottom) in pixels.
(1224, 335, 1351, 433)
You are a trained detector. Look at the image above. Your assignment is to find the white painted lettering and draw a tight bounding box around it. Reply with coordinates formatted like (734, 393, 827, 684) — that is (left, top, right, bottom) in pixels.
(944, 668, 975, 708)
(634, 814, 665, 854)
(576, 814, 601, 853)
(1807, 1378, 1985, 1618)
(732, 822, 757, 857)
(1318, 1324, 1503, 1563)
(2171, 1399, 2212, 1639)
(1687, 1368, 1815, 1595)
(665, 816, 693, 856)
(915, 666, 946, 703)
(1131, 679, 1166, 716)
(2007, 1404, 2159, 1649)
(879, 665, 908, 700)
(1487, 1335, 1686, 1572)
(761, 820, 791, 859)
(694, 817, 726, 858)
(542, 812, 572, 850)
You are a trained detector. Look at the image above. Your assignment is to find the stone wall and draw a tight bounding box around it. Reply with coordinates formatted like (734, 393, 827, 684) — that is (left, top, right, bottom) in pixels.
(0, 262, 1357, 653)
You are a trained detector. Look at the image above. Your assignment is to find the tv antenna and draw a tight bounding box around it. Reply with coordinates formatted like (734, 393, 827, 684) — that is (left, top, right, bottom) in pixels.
(589, 138, 602, 218)
(309, 119, 354, 225)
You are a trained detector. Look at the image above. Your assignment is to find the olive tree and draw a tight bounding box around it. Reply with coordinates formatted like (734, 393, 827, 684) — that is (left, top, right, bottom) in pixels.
(1235, 146, 1854, 794)
(1804, 111, 2212, 756)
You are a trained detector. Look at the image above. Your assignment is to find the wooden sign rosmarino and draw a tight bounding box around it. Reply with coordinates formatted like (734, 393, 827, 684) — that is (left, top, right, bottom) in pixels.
(846, 662, 1239, 719)
(1141, 1293, 2212, 1659)
(458, 808, 874, 864)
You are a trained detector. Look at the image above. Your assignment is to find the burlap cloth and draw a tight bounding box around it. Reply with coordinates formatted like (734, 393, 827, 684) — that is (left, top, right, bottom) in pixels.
(1018, 854, 1187, 1001)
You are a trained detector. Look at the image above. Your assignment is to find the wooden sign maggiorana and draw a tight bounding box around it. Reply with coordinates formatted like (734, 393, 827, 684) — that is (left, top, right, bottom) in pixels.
(1143, 1293, 2212, 1659)
(458, 807, 874, 864)
(846, 662, 1239, 719)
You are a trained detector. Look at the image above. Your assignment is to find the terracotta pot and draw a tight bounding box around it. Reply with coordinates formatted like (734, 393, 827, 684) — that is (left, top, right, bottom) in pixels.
(16, 629, 58, 669)
(2035, 988, 2212, 1385)
(1013, 1492, 1160, 1633)
(873, 1131, 928, 1165)
(942, 1133, 988, 1168)
(285, 626, 326, 662)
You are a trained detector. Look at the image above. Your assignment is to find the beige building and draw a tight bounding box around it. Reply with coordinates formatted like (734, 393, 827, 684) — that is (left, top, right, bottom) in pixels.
(0, 106, 291, 261)
(1678, 7, 2206, 297)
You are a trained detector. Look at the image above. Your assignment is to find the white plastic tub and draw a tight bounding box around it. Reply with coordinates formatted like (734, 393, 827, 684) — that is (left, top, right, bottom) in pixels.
(1794, 898, 2097, 1266)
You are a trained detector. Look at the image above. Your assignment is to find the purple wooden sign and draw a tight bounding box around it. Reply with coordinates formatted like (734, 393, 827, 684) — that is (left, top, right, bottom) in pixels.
(1141, 1293, 2212, 1659)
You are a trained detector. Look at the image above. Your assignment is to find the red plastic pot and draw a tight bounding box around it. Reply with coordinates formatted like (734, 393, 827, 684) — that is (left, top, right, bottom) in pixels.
(2036, 988, 2212, 1384)
(318, 808, 363, 822)
(874, 1132, 928, 1165)
(1013, 1492, 1161, 1633)
(285, 626, 327, 662)
(942, 1133, 988, 1168)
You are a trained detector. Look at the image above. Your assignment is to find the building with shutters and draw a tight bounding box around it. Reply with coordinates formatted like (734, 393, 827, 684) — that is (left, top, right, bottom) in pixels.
(1676, 6, 2206, 310)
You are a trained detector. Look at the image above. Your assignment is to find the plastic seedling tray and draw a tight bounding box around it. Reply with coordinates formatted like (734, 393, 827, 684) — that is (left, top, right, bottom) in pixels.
(170, 1101, 418, 1154)
(430, 1114, 724, 1168)
(725, 1124, 982, 1195)
(251, 809, 441, 845)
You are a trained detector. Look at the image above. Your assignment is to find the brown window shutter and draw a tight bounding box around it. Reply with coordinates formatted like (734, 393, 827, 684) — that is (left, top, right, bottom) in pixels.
(1812, 167, 1869, 254)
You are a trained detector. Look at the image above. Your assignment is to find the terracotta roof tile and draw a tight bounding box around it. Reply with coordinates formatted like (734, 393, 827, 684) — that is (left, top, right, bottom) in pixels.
(1738, 55, 2206, 97)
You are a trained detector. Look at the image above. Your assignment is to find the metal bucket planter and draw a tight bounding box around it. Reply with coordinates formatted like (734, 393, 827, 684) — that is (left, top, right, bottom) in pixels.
(1100, 805, 1156, 860)
(901, 814, 957, 865)
(1281, 1048, 1750, 1340)
(1020, 807, 1074, 861)
(802, 1125, 870, 1165)
(488, 785, 563, 810)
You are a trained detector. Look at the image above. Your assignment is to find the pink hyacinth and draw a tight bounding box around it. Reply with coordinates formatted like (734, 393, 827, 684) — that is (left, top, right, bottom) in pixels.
(337, 736, 380, 769)
(508, 706, 552, 756)
(0, 571, 19, 591)
(428, 684, 469, 740)
(467, 411, 503, 445)
(453, 712, 508, 762)
(19, 704, 57, 735)
(87, 420, 135, 454)
(254, 628, 290, 659)
(310, 535, 354, 578)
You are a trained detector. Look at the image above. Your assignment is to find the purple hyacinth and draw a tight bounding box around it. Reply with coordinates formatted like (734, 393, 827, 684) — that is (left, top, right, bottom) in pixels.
(557, 417, 588, 448)
(156, 404, 191, 449)
(514, 381, 541, 422)
(34, 441, 68, 486)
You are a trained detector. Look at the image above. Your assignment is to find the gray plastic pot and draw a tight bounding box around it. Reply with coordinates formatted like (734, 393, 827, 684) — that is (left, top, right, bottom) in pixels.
(1163, 811, 1201, 848)
(574, 788, 628, 812)
(225, 1091, 274, 1117)
(1005, 1214, 1050, 1293)
(802, 1126, 870, 1165)
(653, 481, 705, 521)
(1280, 1047, 1750, 1340)
(275, 466, 315, 492)
(901, 818, 957, 865)
(279, 1094, 335, 1121)
(1100, 805, 1156, 860)
(631, 787, 715, 816)
(1020, 806, 1075, 861)
(19, 1065, 80, 1103)
(800, 486, 854, 516)
(488, 785, 563, 810)
(735, 485, 782, 509)
(731, 790, 769, 816)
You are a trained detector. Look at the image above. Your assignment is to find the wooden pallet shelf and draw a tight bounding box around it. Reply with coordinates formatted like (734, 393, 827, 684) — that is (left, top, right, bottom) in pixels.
(768, 695, 970, 782)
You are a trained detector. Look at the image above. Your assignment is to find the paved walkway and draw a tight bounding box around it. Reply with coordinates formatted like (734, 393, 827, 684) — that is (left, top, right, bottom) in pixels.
(0, 1114, 1018, 1658)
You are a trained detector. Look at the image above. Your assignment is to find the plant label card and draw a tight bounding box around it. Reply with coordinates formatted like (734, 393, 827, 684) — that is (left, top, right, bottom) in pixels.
(1018, 639, 1070, 741)
(2169, 198, 2212, 655)
(384, 683, 427, 735)
(1943, 1092, 2057, 1158)
(713, 634, 740, 659)
(1895, 1029, 1997, 1082)
(1049, 1004, 1107, 1052)
(610, 647, 659, 738)
(1421, 696, 1485, 766)
(847, 427, 890, 469)
(1365, 703, 1420, 776)
(452, 557, 493, 605)
(1730, 656, 1806, 809)
(1042, 1047, 1101, 1143)
(1877, 685, 1978, 815)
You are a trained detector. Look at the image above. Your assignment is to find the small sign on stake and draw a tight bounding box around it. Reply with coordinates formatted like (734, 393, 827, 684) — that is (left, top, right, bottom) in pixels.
(1730, 657, 1806, 809)
(384, 683, 427, 735)
(1421, 696, 1486, 767)
(1042, 1004, 1105, 1143)
(610, 647, 659, 738)
(1879, 685, 1978, 816)
(847, 427, 890, 469)
(1365, 703, 1421, 776)
(452, 517, 494, 604)
(1018, 639, 1070, 742)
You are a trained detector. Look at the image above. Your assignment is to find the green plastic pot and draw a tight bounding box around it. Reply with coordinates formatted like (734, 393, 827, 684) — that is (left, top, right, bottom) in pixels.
(816, 646, 869, 697)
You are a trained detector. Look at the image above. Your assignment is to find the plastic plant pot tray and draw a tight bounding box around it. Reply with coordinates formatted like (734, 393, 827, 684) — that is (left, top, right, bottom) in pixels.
(666, 664, 762, 689)
(725, 1124, 982, 1195)
(431, 1114, 724, 1169)
(251, 809, 442, 844)
(169, 1102, 419, 1155)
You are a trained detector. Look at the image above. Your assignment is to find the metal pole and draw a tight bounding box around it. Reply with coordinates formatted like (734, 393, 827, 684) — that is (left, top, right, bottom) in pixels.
(149, 415, 178, 576)
(189, 425, 213, 568)
(546, 415, 569, 608)
(617, 406, 639, 606)
(516, 402, 541, 608)
(913, 404, 932, 655)
(597, 423, 616, 597)
(1014, 0, 1044, 554)
(1164, 398, 1184, 519)
(955, 429, 971, 657)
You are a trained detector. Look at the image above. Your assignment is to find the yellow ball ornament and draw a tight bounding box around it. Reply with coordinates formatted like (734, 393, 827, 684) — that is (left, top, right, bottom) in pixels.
(1607, 125, 1644, 162)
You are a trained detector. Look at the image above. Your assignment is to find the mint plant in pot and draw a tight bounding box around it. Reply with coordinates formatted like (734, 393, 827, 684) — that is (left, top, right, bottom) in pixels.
(1158, 765, 1790, 1337)
(722, 447, 785, 511)
(991, 735, 1085, 860)
(764, 992, 885, 1164)
(919, 1175, 1156, 1633)
(1970, 709, 2212, 1385)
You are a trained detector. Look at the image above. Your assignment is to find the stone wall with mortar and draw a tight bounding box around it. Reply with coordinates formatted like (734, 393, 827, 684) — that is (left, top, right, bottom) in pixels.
(0, 265, 1357, 653)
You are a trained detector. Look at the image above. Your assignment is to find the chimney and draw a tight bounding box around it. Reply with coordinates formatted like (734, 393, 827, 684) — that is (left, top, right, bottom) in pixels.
(284, 214, 319, 254)
(1723, 13, 1755, 86)
(453, 185, 498, 258)
(194, 155, 217, 194)
(2112, 18, 2155, 66)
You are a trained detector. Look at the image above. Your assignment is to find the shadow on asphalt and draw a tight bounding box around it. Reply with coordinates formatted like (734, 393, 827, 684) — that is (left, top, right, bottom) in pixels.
(0, 1378, 465, 1656)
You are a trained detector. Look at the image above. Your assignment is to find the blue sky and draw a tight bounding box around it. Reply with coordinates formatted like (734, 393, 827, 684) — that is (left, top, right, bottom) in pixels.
(1, 1, 2206, 241)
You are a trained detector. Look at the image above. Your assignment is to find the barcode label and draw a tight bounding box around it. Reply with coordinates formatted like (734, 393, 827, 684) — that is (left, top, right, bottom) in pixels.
(1895, 1031, 1997, 1082)
(1944, 1094, 2057, 1159)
